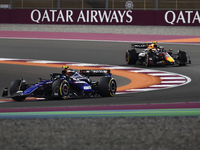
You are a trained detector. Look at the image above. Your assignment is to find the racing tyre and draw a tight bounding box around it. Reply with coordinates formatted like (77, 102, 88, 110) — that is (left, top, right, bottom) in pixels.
(98, 77, 117, 97)
(9, 79, 26, 101)
(177, 51, 187, 66)
(52, 79, 70, 100)
(125, 49, 138, 65)
(145, 54, 149, 67)
(145, 51, 155, 67)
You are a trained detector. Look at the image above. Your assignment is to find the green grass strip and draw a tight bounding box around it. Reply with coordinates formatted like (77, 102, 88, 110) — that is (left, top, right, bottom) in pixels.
(0, 108, 200, 118)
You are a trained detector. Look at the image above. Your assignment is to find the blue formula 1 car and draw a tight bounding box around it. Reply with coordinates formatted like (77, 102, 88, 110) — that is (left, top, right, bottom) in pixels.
(1, 66, 117, 101)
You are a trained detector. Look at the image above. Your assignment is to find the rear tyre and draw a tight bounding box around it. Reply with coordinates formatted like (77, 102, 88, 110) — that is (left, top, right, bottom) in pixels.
(125, 49, 138, 65)
(177, 51, 187, 66)
(52, 79, 70, 100)
(10, 79, 26, 101)
(98, 77, 117, 97)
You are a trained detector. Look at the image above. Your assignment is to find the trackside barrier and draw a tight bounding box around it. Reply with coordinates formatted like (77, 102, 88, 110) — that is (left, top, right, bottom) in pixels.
(0, 9, 200, 26)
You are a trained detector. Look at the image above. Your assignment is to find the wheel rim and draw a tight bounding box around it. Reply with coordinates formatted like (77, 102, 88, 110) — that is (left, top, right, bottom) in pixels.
(62, 83, 69, 96)
(110, 80, 116, 95)
(125, 51, 129, 63)
(145, 54, 149, 66)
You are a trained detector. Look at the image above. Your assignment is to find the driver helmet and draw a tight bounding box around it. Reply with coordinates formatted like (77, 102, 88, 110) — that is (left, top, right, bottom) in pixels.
(62, 69, 75, 76)
(148, 44, 153, 49)
(148, 43, 158, 49)
(148, 41, 158, 49)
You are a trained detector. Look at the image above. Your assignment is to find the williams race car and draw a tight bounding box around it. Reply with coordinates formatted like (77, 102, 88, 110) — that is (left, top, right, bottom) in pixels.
(125, 42, 191, 67)
(1, 66, 117, 101)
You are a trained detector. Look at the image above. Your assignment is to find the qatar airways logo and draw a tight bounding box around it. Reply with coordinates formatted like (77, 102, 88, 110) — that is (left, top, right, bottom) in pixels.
(30, 9, 133, 24)
(165, 10, 200, 25)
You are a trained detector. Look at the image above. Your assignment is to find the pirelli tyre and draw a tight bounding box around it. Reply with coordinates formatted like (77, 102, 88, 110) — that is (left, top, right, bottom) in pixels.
(125, 49, 138, 65)
(145, 53, 151, 67)
(9, 79, 26, 101)
(52, 79, 70, 100)
(98, 77, 117, 97)
(145, 52, 155, 67)
(177, 50, 187, 66)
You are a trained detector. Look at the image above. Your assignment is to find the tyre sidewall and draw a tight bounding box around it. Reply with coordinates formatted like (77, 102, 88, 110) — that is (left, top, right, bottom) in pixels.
(9, 79, 26, 101)
(178, 51, 187, 65)
(126, 49, 138, 65)
(10, 80, 21, 95)
(98, 77, 117, 97)
(52, 79, 70, 99)
(60, 80, 70, 99)
(145, 53, 149, 66)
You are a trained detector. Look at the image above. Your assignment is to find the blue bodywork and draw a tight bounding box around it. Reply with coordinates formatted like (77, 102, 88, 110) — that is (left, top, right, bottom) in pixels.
(23, 80, 53, 95)
(2, 68, 114, 101)
(21, 72, 95, 97)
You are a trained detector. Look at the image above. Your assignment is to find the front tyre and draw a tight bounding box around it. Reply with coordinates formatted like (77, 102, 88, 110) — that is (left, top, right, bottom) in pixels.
(10, 79, 26, 101)
(145, 52, 155, 67)
(52, 79, 70, 100)
(98, 77, 117, 97)
(145, 54, 149, 67)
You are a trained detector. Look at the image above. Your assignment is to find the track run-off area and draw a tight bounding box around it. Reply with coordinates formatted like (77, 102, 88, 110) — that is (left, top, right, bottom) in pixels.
(0, 30, 200, 118)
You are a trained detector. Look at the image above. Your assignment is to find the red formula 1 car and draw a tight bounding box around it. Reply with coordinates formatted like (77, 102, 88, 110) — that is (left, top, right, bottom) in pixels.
(125, 42, 191, 67)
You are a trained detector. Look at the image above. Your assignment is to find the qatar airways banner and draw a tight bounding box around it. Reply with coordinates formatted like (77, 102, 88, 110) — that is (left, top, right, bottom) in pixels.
(156, 10, 200, 26)
(0, 9, 200, 26)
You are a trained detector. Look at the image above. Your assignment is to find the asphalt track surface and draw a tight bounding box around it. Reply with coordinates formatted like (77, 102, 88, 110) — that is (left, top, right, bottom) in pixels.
(0, 37, 200, 109)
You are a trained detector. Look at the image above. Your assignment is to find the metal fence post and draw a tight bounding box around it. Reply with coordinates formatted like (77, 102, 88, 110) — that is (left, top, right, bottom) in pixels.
(155, 0, 158, 10)
(21, 0, 23, 9)
(105, 0, 108, 10)
(10, 0, 13, 9)
(82, 0, 84, 9)
(57, 0, 60, 9)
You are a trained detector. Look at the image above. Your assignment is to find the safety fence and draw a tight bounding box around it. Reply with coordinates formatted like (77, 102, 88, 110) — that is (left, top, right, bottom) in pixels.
(0, 0, 200, 10)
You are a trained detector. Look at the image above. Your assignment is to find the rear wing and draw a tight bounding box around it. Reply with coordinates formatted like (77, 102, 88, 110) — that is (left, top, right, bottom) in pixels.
(131, 43, 152, 49)
(79, 70, 111, 76)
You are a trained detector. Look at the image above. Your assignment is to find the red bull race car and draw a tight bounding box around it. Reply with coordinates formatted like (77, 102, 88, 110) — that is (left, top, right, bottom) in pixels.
(125, 42, 191, 67)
